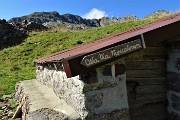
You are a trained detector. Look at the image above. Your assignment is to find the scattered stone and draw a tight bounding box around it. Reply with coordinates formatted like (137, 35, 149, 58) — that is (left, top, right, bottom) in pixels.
(0, 94, 15, 120)
(0, 110, 3, 113)
(0, 98, 4, 102)
(8, 111, 14, 117)
(2, 95, 12, 100)
(22, 20, 28, 25)
(14, 118, 22, 120)
(25, 21, 48, 31)
(0, 103, 4, 109)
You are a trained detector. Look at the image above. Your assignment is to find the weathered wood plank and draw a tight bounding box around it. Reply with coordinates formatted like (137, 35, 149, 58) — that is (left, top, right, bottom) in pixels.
(81, 39, 142, 67)
(128, 97, 166, 109)
(125, 61, 166, 70)
(126, 46, 167, 120)
(136, 92, 166, 99)
(135, 47, 166, 55)
(146, 40, 167, 47)
(127, 84, 166, 94)
(127, 85, 135, 94)
(136, 85, 166, 94)
(126, 77, 166, 85)
(126, 70, 166, 78)
(125, 54, 166, 61)
(128, 92, 166, 101)
(125, 47, 167, 61)
(129, 103, 167, 118)
(130, 113, 166, 120)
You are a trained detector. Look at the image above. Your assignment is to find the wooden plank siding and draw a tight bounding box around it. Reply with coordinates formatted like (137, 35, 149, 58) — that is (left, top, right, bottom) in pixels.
(125, 42, 167, 120)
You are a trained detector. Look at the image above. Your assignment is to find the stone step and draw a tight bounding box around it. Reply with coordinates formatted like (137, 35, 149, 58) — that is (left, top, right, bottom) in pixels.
(13, 79, 81, 120)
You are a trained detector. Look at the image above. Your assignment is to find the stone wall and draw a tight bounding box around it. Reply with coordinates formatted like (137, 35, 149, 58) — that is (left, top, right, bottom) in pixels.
(36, 60, 129, 119)
(167, 36, 180, 119)
(15, 82, 29, 120)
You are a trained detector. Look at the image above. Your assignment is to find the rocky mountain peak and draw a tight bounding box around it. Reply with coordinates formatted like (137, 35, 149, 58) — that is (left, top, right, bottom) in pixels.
(30, 11, 60, 18)
(144, 10, 170, 19)
(7, 10, 171, 30)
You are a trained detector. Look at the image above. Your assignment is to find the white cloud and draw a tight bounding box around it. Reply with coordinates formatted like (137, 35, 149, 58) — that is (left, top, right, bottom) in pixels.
(82, 8, 108, 19)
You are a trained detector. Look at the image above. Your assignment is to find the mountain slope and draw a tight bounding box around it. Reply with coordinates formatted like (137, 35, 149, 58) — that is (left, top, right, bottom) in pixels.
(0, 18, 154, 95)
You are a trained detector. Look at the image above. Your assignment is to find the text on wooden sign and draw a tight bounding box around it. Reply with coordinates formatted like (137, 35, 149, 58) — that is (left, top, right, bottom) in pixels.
(80, 39, 142, 67)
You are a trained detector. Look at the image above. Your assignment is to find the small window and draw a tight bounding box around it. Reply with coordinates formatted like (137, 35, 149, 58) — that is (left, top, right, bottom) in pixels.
(101, 64, 125, 77)
(79, 70, 98, 84)
(114, 64, 125, 77)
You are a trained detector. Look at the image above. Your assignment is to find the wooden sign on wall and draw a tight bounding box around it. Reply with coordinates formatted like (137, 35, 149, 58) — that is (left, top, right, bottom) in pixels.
(81, 39, 143, 67)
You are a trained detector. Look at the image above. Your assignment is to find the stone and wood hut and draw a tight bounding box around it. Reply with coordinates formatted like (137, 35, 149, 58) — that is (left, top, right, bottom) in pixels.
(15, 13, 180, 120)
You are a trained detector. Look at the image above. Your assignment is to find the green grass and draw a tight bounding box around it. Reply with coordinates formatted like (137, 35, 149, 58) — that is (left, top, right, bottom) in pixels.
(0, 18, 155, 95)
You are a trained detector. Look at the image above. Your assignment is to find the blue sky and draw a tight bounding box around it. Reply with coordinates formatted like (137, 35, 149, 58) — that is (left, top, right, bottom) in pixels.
(0, 0, 179, 20)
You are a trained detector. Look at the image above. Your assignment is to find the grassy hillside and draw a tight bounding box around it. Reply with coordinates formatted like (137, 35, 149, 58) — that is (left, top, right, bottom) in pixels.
(0, 18, 156, 96)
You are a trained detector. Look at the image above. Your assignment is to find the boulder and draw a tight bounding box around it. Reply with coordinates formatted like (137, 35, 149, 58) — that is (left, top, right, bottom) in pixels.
(25, 22, 48, 31)
(0, 19, 25, 47)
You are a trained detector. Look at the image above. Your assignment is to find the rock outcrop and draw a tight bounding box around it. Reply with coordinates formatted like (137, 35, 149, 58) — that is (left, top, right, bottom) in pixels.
(9, 11, 99, 28)
(21, 21, 48, 31)
(99, 15, 139, 26)
(8, 11, 140, 30)
(0, 19, 48, 49)
(0, 19, 25, 48)
(144, 10, 171, 19)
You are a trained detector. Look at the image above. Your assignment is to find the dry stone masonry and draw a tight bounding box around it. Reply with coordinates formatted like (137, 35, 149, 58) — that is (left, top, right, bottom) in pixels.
(14, 59, 129, 120)
(167, 36, 180, 119)
(36, 60, 129, 119)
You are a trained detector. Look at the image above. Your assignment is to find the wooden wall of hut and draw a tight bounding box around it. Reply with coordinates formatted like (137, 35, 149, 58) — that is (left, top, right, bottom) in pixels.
(125, 41, 167, 120)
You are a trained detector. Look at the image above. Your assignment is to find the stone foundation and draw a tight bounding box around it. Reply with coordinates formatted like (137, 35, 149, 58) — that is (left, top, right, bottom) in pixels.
(36, 61, 129, 119)
(85, 109, 129, 120)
